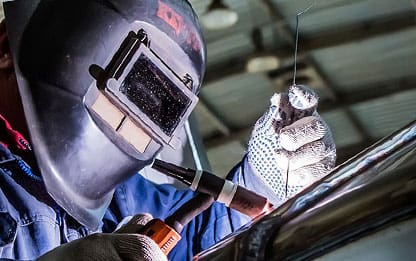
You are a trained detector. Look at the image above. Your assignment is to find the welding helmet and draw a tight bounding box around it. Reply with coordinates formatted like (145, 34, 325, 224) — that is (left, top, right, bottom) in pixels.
(3, 0, 206, 230)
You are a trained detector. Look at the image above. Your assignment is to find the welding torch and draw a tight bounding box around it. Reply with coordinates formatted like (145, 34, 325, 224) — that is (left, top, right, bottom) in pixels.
(140, 159, 273, 256)
(152, 159, 273, 218)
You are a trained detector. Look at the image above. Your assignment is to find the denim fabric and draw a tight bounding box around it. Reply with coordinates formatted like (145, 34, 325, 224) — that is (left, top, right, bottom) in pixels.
(0, 143, 255, 260)
(104, 161, 252, 261)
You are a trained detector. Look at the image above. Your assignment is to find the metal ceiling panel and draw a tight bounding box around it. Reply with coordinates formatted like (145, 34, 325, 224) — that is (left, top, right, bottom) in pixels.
(206, 33, 254, 67)
(273, 0, 413, 35)
(312, 27, 416, 90)
(193, 104, 220, 138)
(201, 73, 275, 128)
(206, 140, 246, 177)
(321, 109, 363, 148)
(190, 0, 271, 42)
(351, 89, 416, 139)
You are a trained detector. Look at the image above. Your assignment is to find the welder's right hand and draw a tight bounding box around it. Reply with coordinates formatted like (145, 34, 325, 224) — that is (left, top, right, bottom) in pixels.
(38, 214, 167, 261)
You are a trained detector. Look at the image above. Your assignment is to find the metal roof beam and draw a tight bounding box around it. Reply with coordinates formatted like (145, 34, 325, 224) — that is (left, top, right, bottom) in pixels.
(204, 10, 416, 84)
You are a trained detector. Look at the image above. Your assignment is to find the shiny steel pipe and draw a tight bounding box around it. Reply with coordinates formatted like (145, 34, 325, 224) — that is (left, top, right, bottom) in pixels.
(194, 120, 416, 261)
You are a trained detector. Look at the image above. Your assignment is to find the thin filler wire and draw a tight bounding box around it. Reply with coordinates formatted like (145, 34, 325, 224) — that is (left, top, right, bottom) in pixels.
(292, 0, 316, 86)
(286, 0, 316, 199)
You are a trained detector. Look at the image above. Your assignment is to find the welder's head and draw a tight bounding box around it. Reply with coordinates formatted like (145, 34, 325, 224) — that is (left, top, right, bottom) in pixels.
(3, 0, 206, 230)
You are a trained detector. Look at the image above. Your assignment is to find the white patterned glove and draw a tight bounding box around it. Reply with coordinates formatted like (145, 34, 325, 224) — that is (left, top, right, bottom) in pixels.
(38, 214, 167, 261)
(247, 85, 336, 204)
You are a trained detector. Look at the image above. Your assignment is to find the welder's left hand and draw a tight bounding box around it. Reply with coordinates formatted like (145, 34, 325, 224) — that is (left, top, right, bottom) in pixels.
(247, 85, 336, 204)
(38, 214, 167, 261)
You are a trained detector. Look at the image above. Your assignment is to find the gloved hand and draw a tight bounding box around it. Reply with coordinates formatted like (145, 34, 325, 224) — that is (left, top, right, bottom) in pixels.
(38, 214, 167, 261)
(247, 85, 336, 204)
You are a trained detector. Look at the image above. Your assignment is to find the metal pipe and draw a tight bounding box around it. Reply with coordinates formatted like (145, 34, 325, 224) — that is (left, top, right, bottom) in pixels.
(194, 120, 416, 260)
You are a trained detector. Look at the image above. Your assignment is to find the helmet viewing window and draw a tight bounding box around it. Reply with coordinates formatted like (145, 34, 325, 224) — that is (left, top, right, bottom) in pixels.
(118, 53, 191, 136)
(89, 28, 198, 145)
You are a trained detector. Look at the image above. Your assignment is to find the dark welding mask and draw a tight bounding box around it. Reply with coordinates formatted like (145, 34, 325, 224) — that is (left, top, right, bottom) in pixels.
(3, 0, 206, 230)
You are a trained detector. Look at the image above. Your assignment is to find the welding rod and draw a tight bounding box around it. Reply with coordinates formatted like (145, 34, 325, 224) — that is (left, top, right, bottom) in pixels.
(152, 159, 273, 218)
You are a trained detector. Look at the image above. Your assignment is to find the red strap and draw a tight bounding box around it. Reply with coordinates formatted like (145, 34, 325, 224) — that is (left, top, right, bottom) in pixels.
(0, 113, 31, 151)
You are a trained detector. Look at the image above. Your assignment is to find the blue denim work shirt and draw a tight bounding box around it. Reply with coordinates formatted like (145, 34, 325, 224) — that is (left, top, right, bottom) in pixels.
(0, 143, 273, 260)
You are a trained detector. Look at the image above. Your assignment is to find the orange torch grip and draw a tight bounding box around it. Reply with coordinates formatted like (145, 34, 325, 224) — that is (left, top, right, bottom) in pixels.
(141, 219, 182, 256)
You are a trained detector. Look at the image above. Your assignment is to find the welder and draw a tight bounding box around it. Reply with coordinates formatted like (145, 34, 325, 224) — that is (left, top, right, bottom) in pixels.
(0, 0, 336, 260)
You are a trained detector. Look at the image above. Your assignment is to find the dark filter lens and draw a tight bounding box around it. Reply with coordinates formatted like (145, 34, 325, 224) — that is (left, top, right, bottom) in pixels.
(120, 54, 190, 136)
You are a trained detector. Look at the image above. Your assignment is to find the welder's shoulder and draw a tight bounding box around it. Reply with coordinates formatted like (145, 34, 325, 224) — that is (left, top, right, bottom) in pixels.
(0, 167, 62, 259)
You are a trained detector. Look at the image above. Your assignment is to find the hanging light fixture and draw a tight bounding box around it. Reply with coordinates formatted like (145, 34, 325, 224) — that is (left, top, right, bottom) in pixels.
(246, 55, 280, 73)
(200, 0, 238, 30)
(246, 27, 280, 73)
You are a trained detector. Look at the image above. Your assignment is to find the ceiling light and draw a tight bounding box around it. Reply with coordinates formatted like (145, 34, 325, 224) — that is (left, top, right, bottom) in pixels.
(246, 55, 280, 73)
(245, 27, 280, 73)
(201, 0, 238, 30)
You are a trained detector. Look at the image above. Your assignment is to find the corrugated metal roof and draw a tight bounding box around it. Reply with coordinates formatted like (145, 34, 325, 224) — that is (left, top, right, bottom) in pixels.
(313, 27, 416, 90)
(191, 0, 271, 42)
(273, 0, 414, 35)
(321, 109, 363, 147)
(201, 73, 275, 128)
(206, 33, 254, 67)
(207, 140, 246, 177)
(193, 103, 221, 138)
(351, 89, 416, 138)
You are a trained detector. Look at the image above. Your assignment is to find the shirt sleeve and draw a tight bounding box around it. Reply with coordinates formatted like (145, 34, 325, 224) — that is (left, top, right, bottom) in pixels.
(230, 155, 282, 207)
(195, 154, 279, 253)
